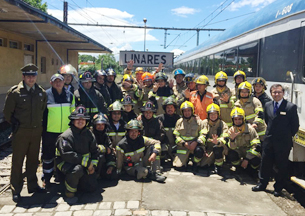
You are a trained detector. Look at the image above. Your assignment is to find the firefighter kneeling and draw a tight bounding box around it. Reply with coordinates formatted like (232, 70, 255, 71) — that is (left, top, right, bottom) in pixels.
(116, 120, 167, 182)
(173, 101, 205, 171)
(55, 105, 100, 198)
(226, 107, 261, 173)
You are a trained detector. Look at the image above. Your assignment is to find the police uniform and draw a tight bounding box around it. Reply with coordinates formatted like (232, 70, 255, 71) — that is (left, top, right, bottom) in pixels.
(3, 64, 47, 199)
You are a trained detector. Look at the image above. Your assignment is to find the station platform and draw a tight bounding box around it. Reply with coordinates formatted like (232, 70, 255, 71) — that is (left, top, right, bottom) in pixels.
(0, 167, 297, 216)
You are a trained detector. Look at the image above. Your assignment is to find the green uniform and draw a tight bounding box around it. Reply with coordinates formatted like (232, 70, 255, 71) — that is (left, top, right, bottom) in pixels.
(3, 81, 47, 194)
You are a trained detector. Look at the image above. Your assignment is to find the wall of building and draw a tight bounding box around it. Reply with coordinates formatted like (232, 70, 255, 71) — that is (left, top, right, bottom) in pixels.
(0, 29, 78, 94)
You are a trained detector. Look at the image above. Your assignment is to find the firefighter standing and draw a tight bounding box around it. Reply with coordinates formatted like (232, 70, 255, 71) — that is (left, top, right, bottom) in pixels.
(234, 81, 266, 142)
(140, 72, 154, 106)
(121, 95, 138, 123)
(251, 77, 272, 108)
(173, 101, 206, 170)
(199, 103, 229, 174)
(116, 120, 166, 182)
(94, 70, 112, 107)
(211, 71, 234, 127)
(231, 70, 247, 101)
(107, 101, 126, 148)
(41, 74, 75, 188)
(105, 68, 123, 102)
(189, 75, 213, 120)
(3, 63, 47, 202)
(56, 106, 99, 198)
(226, 108, 261, 171)
(172, 68, 187, 115)
(183, 73, 197, 100)
(59, 64, 77, 103)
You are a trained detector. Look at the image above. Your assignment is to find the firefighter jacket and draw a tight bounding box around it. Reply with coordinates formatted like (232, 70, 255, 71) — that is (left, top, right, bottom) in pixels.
(157, 113, 181, 146)
(234, 96, 266, 140)
(148, 86, 174, 115)
(94, 82, 112, 107)
(252, 92, 272, 108)
(228, 123, 261, 160)
(3, 81, 47, 129)
(231, 86, 238, 101)
(107, 82, 123, 102)
(142, 116, 166, 143)
(122, 110, 137, 123)
(107, 119, 126, 147)
(116, 135, 161, 172)
(121, 84, 143, 114)
(173, 82, 187, 115)
(74, 86, 108, 118)
(189, 90, 213, 120)
(211, 87, 234, 127)
(141, 86, 153, 105)
(43, 87, 75, 133)
(93, 128, 116, 168)
(55, 125, 100, 172)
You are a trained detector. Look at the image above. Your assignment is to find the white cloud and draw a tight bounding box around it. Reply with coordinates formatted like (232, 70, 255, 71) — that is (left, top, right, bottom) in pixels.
(171, 6, 200, 18)
(229, 0, 276, 11)
(48, 7, 158, 59)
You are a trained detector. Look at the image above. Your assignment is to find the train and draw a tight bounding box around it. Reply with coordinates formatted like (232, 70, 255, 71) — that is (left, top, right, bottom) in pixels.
(174, 0, 305, 176)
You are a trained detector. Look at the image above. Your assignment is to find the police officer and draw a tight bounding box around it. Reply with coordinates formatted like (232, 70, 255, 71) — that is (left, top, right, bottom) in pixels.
(251, 77, 272, 108)
(59, 64, 77, 103)
(211, 71, 234, 127)
(231, 70, 247, 101)
(56, 105, 99, 198)
(173, 101, 205, 170)
(74, 71, 108, 119)
(148, 72, 174, 115)
(199, 103, 229, 174)
(227, 108, 261, 172)
(42, 74, 75, 188)
(107, 101, 126, 148)
(3, 63, 47, 202)
(121, 74, 143, 114)
(94, 70, 112, 107)
(189, 75, 213, 120)
(91, 113, 117, 180)
(105, 68, 123, 102)
(172, 68, 187, 115)
(157, 97, 181, 159)
(121, 95, 138, 123)
(234, 81, 266, 142)
(116, 120, 166, 182)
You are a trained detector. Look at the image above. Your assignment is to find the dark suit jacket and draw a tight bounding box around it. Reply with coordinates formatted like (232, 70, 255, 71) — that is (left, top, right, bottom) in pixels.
(264, 99, 299, 149)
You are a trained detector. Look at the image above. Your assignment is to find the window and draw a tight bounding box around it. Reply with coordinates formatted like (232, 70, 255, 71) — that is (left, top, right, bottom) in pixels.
(213, 52, 224, 74)
(41, 57, 46, 74)
(238, 41, 258, 77)
(9, 40, 19, 49)
(224, 48, 237, 76)
(24, 43, 34, 52)
(0, 38, 2, 46)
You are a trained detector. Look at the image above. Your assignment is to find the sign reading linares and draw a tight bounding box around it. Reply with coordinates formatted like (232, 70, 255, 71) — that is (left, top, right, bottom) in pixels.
(120, 51, 174, 67)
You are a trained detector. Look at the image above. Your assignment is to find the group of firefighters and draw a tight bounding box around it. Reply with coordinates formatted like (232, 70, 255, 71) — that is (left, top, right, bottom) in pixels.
(4, 61, 274, 202)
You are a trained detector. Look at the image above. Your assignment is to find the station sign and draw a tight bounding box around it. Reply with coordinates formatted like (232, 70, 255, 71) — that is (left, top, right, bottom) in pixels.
(119, 51, 174, 67)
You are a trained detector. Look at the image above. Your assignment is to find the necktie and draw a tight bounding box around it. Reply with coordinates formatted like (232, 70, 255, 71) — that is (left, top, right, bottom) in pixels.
(273, 102, 278, 115)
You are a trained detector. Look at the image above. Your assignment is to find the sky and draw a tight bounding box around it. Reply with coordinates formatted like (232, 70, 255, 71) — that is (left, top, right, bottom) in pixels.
(44, 0, 276, 59)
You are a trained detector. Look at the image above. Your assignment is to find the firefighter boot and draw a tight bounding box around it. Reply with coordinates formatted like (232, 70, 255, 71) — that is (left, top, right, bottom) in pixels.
(149, 172, 167, 183)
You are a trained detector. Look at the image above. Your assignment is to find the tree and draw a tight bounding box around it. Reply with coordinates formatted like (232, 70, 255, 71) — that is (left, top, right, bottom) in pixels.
(22, 0, 47, 12)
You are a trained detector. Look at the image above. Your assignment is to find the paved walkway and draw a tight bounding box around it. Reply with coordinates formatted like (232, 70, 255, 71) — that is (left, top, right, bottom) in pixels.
(0, 168, 287, 216)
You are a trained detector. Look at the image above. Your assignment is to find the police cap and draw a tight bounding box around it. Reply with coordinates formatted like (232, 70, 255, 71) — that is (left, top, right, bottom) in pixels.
(21, 63, 38, 76)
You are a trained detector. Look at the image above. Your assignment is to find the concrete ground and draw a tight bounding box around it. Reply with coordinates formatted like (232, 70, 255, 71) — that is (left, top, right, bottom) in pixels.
(0, 166, 293, 216)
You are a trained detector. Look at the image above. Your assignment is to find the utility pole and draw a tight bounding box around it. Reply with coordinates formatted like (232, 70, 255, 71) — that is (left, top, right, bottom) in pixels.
(143, 18, 147, 51)
(63, 1, 68, 24)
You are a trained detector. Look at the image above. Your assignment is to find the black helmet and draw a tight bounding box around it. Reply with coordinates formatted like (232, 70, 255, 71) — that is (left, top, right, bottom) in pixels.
(155, 72, 168, 81)
(106, 68, 116, 77)
(185, 73, 196, 83)
(121, 95, 135, 106)
(92, 113, 109, 125)
(140, 101, 157, 112)
(162, 97, 177, 111)
(79, 71, 96, 83)
(69, 105, 90, 120)
(94, 70, 106, 78)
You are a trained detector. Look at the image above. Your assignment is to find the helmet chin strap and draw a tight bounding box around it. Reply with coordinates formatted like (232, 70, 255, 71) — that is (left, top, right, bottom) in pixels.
(234, 122, 244, 127)
(240, 95, 249, 99)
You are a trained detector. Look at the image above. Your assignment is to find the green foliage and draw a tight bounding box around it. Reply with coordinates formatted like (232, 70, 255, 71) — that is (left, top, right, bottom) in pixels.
(22, 0, 47, 12)
(78, 53, 123, 74)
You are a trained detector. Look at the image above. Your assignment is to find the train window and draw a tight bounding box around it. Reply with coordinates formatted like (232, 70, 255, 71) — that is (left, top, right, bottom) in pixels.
(260, 28, 301, 83)
(213, 52, 224, 74)
(224, 48, 237, 76)
(238, 42, 258, 77)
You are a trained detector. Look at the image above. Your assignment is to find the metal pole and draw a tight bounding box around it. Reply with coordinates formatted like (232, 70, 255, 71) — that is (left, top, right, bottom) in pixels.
(164, 29, 167, 49)
(143, 18, 147, 51)
(63, 1, 68, 24)
(196, 30, 199, 46)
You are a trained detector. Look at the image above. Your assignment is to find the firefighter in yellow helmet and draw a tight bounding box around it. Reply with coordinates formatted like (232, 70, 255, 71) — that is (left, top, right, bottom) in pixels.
(121, 74, 143, 114)
(234, 81, 266, 143)
(252, 77, 272, 108)
(227, 107, 261, 172)
(211, 71, 234, 127)
(189, 75, 213, 120)
(199, 103, 229, 174)
(173, 101, 205, 171)
(231, 70, 247, 101)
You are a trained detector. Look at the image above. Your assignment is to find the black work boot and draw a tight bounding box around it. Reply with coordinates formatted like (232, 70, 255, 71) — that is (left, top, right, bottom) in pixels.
(214, 165, 223, 175)
(149, 172, 167, 183)
(192, 163, 199, 173)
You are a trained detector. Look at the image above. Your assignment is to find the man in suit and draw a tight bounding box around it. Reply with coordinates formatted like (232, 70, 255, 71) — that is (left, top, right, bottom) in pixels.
(252, 84, 299, 197)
